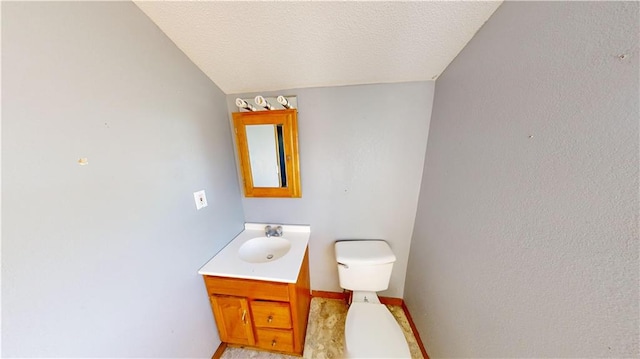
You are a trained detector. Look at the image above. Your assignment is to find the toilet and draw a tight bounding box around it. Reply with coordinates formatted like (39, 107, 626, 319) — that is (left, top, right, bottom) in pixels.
(335, 240, 411, 359)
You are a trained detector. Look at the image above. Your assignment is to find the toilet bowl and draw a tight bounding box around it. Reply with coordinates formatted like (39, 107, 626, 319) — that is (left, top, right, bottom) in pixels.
(344, 300, 411, 358)
(335, 240, 411, 359)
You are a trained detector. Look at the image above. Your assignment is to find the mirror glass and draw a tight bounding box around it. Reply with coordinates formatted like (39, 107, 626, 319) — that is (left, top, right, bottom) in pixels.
(245, 124, 286, 188)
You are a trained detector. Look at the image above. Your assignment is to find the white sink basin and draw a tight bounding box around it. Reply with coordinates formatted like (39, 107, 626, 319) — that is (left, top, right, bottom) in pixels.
(238, 237, 292, 263)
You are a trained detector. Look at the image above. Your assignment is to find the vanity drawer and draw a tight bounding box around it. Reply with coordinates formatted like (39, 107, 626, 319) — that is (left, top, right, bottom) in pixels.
(250, 301, 292, 329)
(255, 328, 294, 353)
(204, 276, 289, 302)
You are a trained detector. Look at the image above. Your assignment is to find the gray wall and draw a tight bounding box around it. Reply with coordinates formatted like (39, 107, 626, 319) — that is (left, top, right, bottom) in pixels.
(405, 2, 639, 358)
(2, 2, 244, 357)
(228, 82, 434, 298)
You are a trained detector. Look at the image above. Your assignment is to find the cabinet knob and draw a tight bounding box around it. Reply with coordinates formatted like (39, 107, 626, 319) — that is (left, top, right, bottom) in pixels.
(267, 315, 273, 323)
(271, 339, 277, 347)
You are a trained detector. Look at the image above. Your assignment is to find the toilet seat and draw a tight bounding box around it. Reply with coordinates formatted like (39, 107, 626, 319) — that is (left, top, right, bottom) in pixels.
(344, 302, 411, 359)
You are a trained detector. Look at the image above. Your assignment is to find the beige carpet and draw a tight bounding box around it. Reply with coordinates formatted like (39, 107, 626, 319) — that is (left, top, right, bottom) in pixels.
(221, 297, 424, 359)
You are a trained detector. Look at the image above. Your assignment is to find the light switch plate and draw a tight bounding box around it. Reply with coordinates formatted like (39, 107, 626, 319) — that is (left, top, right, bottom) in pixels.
(194, 190, 208, 210)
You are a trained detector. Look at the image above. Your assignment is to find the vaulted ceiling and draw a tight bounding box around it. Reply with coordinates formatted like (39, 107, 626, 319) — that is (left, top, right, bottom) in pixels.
(135, 1, 502, 94)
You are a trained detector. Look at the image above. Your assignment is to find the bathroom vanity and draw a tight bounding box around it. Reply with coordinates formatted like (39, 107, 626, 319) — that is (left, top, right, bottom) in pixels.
(198, 224, 311, 356)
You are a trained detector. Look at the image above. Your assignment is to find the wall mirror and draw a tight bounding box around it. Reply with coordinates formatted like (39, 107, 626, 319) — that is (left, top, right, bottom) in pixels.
(232, 109, 301, 197)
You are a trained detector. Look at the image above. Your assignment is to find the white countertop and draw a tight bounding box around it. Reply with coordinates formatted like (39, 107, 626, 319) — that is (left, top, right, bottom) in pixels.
(198, 223, 310, 283)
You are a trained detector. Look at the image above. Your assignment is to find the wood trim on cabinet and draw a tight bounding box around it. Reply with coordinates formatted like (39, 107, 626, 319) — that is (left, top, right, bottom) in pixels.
(289, 248, 311, 354)
(204, 275, 290, 302)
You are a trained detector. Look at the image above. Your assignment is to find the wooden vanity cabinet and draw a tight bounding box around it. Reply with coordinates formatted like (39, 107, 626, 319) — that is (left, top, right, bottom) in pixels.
(203, 248, 310, 356)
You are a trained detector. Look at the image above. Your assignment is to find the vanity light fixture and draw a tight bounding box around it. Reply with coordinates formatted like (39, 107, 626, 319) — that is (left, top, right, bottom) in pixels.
(254, 95, 274, 110)
(235, 98, 256, 111)
(277, 95, 292, 109)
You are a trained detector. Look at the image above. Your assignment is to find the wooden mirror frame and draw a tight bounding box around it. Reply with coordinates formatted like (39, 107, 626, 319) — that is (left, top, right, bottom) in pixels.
(232, 109, 301, 198)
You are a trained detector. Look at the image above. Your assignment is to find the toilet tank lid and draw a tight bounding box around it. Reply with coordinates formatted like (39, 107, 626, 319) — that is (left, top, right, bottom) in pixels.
(335, 240, 396, 265)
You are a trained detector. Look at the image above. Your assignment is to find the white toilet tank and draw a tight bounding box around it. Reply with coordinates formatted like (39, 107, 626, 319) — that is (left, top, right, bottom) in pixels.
(335, 240, 396, 291)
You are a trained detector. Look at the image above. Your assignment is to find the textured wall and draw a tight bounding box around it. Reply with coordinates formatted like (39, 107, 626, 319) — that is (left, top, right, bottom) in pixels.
(405, 1, 639, 357)
(228, 82, 434, 298)
(2, 2, 244, 357)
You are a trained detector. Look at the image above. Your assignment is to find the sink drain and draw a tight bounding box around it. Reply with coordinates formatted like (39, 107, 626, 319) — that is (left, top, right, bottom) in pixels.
(266, 254, 274, 260)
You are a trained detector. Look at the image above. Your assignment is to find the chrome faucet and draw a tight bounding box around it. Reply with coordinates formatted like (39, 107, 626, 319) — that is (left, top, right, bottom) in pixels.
(265, 225, 283, 237)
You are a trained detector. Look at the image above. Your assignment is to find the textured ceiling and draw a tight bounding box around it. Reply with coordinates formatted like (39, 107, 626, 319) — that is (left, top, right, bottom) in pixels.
(135, 1, 502, 94)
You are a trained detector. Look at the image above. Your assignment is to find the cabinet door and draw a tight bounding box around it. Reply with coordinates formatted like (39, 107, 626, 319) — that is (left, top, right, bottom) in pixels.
(210, 295, 255, 346)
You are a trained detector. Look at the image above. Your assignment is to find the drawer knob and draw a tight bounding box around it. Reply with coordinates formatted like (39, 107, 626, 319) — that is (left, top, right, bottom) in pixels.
(271, 339, 277, 347)
(267, 315, 273, 323)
